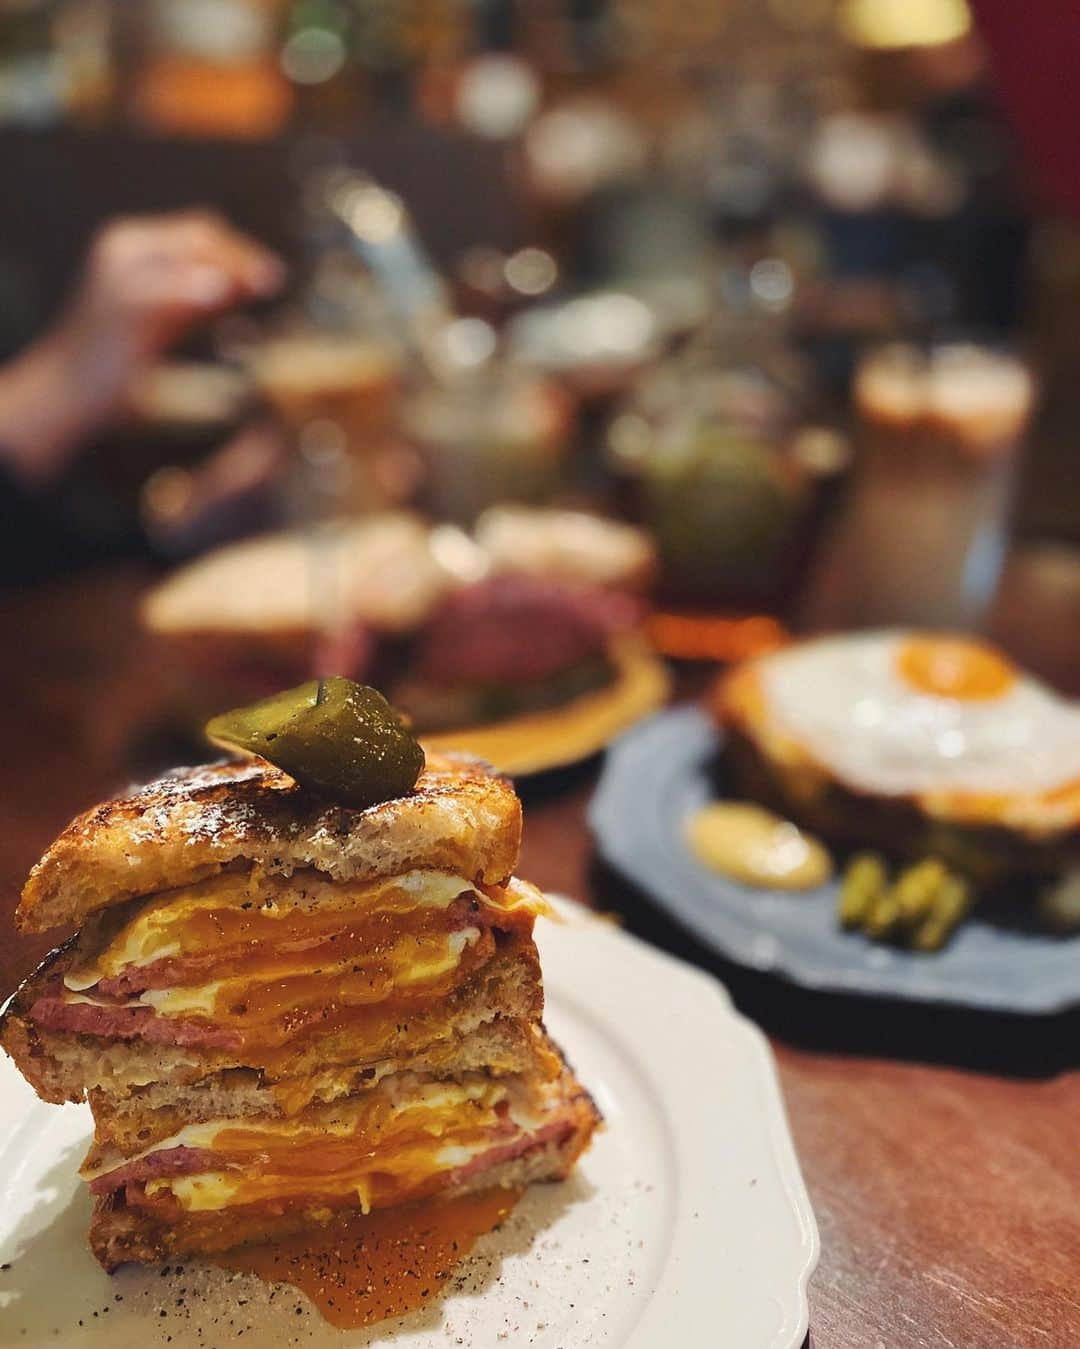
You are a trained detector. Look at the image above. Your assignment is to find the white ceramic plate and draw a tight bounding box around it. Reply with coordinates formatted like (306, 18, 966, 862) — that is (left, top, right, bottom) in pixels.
(0, 901, 817, 1349)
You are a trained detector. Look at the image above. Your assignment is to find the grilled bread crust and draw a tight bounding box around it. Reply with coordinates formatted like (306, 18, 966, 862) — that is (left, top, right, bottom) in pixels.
(16, 751, 521, 935)
(88, 1062, 600, 1271)
(0, 933, 542, 1105)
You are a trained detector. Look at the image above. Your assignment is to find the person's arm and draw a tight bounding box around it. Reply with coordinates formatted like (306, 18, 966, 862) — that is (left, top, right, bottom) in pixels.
(0, 210, 284, 489)
(0, 330, 119, 488)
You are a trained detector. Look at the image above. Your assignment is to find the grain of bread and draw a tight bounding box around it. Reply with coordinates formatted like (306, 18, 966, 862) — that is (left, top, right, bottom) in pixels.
(16, 750, 521, 934)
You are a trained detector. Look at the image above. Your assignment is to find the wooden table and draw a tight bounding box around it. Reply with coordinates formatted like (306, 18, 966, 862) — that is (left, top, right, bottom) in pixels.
(0, 567, 1077, 1349)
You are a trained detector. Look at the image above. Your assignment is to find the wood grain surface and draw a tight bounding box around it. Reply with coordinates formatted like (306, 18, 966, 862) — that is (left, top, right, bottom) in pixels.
(0, 566, 1077, 1349)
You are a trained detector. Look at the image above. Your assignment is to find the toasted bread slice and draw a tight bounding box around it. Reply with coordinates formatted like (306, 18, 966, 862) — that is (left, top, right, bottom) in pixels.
(88, 1058, 600, 1270)
(16, 750, 520, 935)
(141, 514, 453, 640)
(1, 932, 542, 1104)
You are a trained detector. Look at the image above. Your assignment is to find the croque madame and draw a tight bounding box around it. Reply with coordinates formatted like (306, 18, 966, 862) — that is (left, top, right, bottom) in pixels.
(1, 750, 598, 1270)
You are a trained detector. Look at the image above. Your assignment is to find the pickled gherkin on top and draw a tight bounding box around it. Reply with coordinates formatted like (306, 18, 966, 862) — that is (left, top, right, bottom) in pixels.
(206, 677, 425, 809)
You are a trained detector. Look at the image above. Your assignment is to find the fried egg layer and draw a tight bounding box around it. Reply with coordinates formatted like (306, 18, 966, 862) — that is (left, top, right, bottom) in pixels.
(64, 870, 545, 993)
(87, 1074, 554, 1213)
(762, 632, 1080, 797)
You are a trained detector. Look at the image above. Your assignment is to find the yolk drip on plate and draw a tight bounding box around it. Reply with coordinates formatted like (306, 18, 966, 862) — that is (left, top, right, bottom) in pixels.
(214, 1188, 521, 1329)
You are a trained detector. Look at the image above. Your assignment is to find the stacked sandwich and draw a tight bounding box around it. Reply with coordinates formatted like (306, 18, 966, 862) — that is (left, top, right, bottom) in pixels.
(1, 750, 598, 1270)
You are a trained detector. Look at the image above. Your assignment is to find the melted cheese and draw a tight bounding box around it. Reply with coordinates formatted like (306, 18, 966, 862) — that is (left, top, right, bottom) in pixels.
(499, 877, 552, 919)
(126, 1076, 529, 1214)
(143, 926, 482, 1017)
(151, 1126, 505, 1212)
(140, 981, 227, 1017)
(57, 872, 549, 1060)
(64, 927, 484, 1022)
(83, 1078, 513, 1181)
(64, 870, 489, 991)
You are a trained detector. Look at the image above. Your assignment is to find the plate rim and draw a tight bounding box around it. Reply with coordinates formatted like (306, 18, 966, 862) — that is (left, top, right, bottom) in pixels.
(588, 704, 1080, 1015)
(421, 638, 671, 777)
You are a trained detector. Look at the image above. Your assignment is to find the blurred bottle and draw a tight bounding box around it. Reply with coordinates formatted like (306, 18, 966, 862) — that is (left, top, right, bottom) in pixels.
(612, 308, 846, 609)
(130, 0, 292, 138)
(246, 302, 405, 515)
(56, 0, 115, 124)
(0, 1, 65, 126)
(608, 309, 849, 632)
(279, 0, 355, 123)
(243, 167, 454, 515)
(0, 0, 114, 126)
(406, 318, 575, 526)
(279, 0, 427, 124)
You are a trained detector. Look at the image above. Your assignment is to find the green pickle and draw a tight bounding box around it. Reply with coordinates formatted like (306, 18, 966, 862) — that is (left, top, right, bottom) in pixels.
(839, 853, 887, 928)
(894, 859, 947, 924)
(865, 888, 901, 940)
(935, 875, 973, 924)
(839, 851, 978, 950)
(206, 677, 425, 809)
(910, 875, 973, 951)
(910, 915, 950, 952)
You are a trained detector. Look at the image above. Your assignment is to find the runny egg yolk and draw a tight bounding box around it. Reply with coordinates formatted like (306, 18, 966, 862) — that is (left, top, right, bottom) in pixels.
(896, 636, 1016, 701)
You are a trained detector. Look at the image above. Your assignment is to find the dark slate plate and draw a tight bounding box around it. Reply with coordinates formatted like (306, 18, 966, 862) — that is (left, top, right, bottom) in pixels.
(588, 706, 1080, 1014)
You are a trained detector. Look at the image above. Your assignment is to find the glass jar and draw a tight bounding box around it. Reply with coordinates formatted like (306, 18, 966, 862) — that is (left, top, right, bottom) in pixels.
(405, 362, 575, 527)
(242, 271, 407, 519)
(608, 324, 848, 614)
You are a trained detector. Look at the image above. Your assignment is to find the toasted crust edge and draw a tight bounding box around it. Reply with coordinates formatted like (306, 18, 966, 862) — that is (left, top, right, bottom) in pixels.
(17, 751, 521, 935)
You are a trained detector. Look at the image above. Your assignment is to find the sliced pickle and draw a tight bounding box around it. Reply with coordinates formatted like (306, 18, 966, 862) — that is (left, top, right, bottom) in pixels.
(206, 677, 425, 808)
(839, 852, 887, 928)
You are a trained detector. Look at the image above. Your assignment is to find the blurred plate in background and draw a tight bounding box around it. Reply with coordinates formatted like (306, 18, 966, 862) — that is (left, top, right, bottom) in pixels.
(423, 639, 670, 778)
(590, 706, 1080, 1014)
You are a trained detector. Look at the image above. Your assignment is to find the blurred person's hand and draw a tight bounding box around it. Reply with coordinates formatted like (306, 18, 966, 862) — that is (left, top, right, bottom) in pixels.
(0, 211, 284, 489)
(65, 211, 284, 375)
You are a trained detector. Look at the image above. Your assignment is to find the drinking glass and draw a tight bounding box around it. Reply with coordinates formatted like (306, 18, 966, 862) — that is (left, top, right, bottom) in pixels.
(405, 359, 574, 527)
(838, 339, 1037, 629)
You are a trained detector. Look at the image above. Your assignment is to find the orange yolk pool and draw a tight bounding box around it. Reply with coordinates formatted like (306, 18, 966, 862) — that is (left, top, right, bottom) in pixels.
(897, 636, 1016, 701)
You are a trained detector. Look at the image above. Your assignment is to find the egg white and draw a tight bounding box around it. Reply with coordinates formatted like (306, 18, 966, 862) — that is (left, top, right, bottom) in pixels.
(761, 632, 1080, 797)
